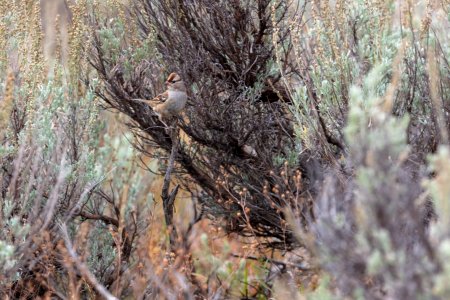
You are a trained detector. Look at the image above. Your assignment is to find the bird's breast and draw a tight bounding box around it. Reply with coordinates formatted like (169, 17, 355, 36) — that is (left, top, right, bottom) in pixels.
(168, 90, 187, 102)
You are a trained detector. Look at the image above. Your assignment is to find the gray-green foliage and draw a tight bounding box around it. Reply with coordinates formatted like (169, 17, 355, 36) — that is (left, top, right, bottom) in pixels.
(426, 146, 450, 298)
(284, 1, 450, 297)
(305, 42, 448, 300)
(309, 62, 427, 298)
(0, 62, 113, 284)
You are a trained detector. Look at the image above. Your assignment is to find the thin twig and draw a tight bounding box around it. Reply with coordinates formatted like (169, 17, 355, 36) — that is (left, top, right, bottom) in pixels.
(60, 223, 119, 300)
(230, 253, 311, 271)
(161, 126, 180, 247)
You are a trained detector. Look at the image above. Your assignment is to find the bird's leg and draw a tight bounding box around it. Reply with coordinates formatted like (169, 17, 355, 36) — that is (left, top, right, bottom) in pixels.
(160, 118, 170, 128)
(161, 117, 179, 134)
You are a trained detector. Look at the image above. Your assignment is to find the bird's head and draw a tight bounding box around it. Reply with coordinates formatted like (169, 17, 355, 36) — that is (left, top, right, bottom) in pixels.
(165, 73, 186, 92)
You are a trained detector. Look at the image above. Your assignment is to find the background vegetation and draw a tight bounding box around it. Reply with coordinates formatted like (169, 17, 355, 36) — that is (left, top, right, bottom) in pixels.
(0, 0, 449, 299)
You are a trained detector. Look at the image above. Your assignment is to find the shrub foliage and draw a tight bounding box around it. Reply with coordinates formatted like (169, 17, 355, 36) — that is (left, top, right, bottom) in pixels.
(0, 0, 449, 299)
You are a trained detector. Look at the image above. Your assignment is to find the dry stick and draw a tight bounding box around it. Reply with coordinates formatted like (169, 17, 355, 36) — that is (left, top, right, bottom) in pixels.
(161, 125, 180, 249)
(60, 224, 118, 300)
(428, 45, 449, 145)
(230, 253, 311, 271)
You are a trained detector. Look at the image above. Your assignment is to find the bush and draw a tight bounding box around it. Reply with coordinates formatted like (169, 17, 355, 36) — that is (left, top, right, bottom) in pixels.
(0, 0, 449, 298)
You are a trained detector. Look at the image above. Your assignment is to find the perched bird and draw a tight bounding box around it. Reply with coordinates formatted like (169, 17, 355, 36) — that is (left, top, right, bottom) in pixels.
(134, 73, 187, 124)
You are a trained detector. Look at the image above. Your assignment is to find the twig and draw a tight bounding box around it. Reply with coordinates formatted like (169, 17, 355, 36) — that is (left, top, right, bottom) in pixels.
(79, 211, 119, 227)
(161, 126, 180, 248)
(230, 253, 311, 271)
(60, 224, 119, 300)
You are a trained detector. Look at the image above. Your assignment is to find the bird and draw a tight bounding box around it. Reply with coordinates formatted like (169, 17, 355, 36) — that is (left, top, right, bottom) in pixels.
(134, 73, 187, 125)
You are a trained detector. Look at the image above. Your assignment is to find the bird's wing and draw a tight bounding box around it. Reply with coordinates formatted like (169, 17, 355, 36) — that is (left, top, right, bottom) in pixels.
(152, 91, 169, 102)
(132, 91, 168, 107)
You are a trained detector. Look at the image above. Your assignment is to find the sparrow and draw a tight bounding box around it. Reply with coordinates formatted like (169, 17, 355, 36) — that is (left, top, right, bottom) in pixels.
(134, 73, 187, 124)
